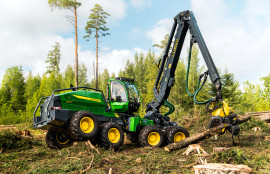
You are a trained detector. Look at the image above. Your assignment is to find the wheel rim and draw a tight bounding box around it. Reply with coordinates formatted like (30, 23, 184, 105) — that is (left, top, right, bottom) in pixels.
(56, 130, 70, 145)
(174, 132, 185, 142)
(108, 128, 120, 143)
(147, 132, 160, 146)
(80, 117, 94, 133)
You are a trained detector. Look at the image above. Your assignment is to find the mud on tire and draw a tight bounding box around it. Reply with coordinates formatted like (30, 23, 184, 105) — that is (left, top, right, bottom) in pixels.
(69, 111, 99, 141)
(139, 125, 165, 147)
(99, 122, 124, 150)
(166, 126, 189, 144)
(46, 128, 73, 149)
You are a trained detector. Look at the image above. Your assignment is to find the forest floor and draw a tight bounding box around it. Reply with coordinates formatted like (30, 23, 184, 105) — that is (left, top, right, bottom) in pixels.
(0, 119, 270, 174)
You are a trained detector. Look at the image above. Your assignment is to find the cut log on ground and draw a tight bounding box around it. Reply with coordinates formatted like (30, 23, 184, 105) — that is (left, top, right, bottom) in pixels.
(237, 115, 251, 124)
(164, 124, 225, 152)
(193, 163, 253, 174)
(249, 111, 270, 115)
(164, 115, 251, 152)
(258, 113, 270, 122)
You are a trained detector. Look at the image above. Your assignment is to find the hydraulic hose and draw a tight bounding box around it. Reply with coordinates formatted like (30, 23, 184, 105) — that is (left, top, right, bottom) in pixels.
(186, 43, 212, 105)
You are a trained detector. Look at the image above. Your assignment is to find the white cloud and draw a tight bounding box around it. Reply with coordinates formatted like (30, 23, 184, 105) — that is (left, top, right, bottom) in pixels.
(190, 0, 270, 85)
(79, 0, 127, 25)
(98, 49, 134, 75)
(130, 0, 152, 9)
(145, 19, 173, 45)
(0, 0, 128, 83)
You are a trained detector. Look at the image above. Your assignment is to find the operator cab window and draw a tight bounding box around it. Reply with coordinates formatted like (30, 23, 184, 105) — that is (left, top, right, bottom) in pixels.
(111, 81, 127, 102)
(125, 83, 140, 103)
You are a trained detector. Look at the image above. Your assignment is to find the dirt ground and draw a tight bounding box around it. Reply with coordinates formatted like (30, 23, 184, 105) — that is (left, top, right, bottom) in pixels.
(0, 119, 270, 174)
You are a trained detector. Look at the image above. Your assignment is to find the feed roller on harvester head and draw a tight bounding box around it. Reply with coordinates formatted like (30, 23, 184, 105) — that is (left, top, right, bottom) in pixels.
(33, 10, 240, 150)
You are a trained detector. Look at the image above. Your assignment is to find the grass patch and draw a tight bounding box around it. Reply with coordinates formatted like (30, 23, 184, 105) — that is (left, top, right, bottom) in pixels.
(0, 122, 270, 173)
(0, 130, 42, 152)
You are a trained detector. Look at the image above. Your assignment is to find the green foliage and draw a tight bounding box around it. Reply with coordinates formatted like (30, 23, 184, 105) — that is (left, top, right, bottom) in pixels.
(0, 130, 34, 152)
(48, 0, 81, 10)
(84, 4, 110, 40)
(241, 117, 270, 133)
(84, 3, 110, 89)
(0, 66, 26, 111)
(45, 42, 61, 74)
(98, 68, 110, 93)
(212, 148, 248, 164)
(62, 64, 75, 88)
(78, 63, 89, 86)
(153, 34, 169, 50)
(261, 74, 270, 101)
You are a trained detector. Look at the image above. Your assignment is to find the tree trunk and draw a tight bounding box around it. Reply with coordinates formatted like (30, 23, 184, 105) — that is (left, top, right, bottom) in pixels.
(164, 115, 251, 152)
(95, 23, 98, 89)
(164, 124, 225, 152)
(93, 60, 95, 82)
(74, 1, 78, 87)
(193, 163, 253, 174)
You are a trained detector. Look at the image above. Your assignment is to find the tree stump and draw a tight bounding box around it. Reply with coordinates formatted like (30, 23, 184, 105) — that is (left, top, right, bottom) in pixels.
(182, 144, 209, 156)
(193, 163, 253, 174)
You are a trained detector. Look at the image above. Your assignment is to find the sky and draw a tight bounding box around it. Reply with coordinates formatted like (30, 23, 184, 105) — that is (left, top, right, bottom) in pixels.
(0, 0, 270, 87)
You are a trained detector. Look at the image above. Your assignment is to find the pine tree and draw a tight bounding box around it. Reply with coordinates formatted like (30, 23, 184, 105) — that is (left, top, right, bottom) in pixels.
(221, 68, 241, 105)
(0, 66, 26, 112)
(63, 64, 75, 88)
(48, 0, 81, 87)
(84, 4, 110, 89)
(78, 63, 89, 86)
(45, 42, 61, 74)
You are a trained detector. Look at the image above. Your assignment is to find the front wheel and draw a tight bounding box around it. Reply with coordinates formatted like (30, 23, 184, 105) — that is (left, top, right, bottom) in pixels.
(69, 111, 99, 141)
(166, 126, 189, 144)
(139, 125, 165, 147)
(46, 128, 73, 149)
(99, 122, 124, 150)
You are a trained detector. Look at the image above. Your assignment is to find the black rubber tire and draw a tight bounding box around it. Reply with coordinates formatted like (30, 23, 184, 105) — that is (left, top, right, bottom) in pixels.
(139, 125, 165, 147)
(99, 122, 124, 150)
(69, 111, 99, 141)
(46, 128, 73, 149)
(126, 132, 139, 144)
(166, 126, 189, 144)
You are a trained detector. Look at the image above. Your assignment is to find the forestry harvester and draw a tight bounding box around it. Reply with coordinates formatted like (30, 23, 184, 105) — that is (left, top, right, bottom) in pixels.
(33, 10, 240, 149)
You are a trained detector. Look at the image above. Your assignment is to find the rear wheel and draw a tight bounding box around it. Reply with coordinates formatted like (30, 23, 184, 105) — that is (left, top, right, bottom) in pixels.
(166, 126, 189, 144)
(69, 111, 99, 141)
(46, 128, 73, 149)
(99, 122, 124, 150)
(139, 125, 165, 147)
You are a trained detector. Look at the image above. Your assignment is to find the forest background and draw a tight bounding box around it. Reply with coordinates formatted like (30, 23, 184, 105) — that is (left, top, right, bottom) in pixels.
(0, 0, 270, 125)
(0, 37, 269, 125)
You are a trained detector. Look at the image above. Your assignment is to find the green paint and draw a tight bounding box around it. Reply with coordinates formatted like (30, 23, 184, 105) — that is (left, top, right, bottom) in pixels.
(59, 90, 115, 117)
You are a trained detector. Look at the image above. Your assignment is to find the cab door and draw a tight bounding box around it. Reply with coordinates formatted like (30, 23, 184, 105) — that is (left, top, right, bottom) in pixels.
(109, 80, 129, 113)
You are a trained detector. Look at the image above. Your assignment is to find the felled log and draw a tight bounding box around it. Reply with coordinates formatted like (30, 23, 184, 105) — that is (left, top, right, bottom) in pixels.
(258, 113, 270, 122)
(164, 115, 251, 152)
(193, 163, 253, 174)
(249, 111, 270, 115)
(164, 124, 225, 152)
(237, 115, 251, 124)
